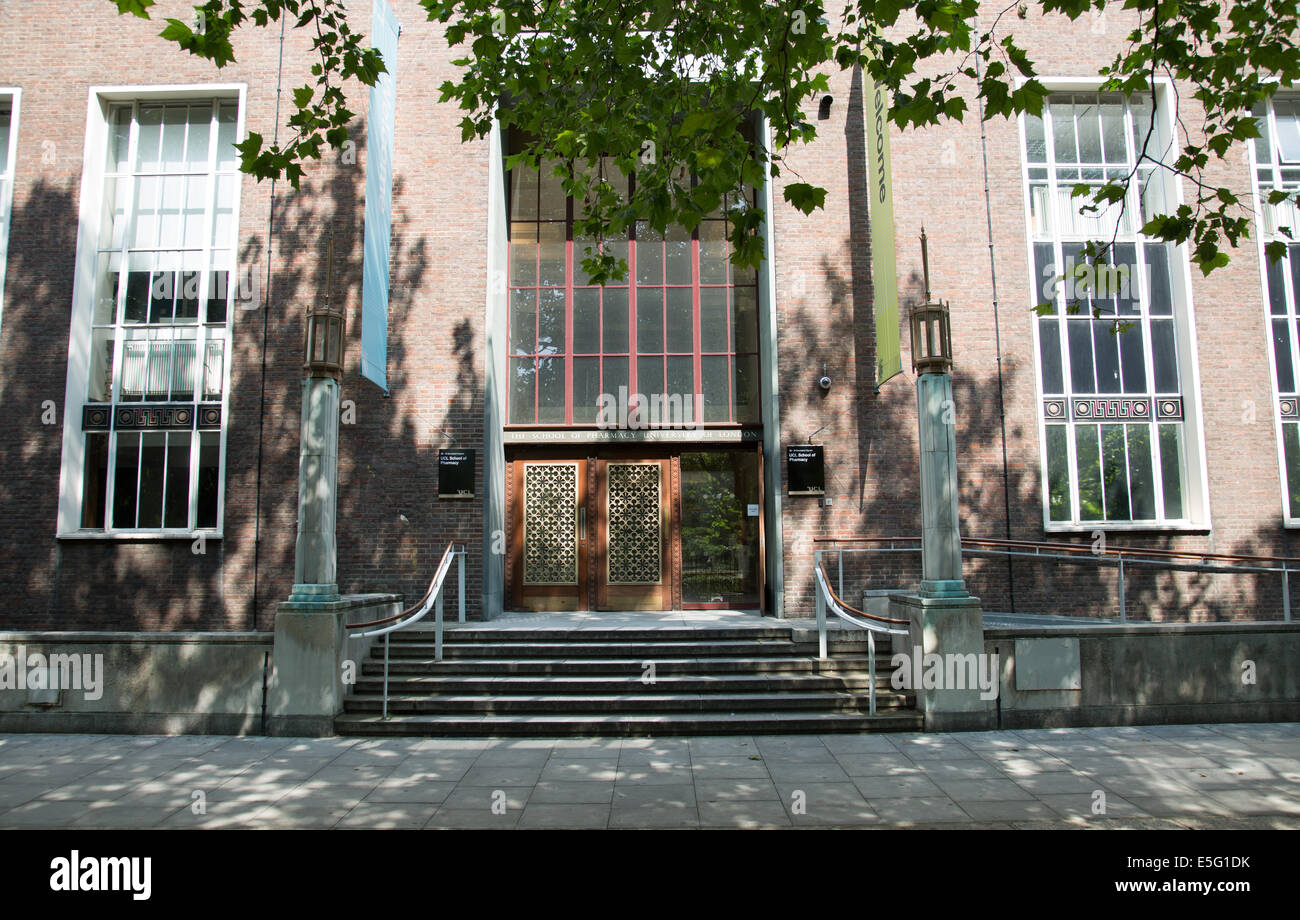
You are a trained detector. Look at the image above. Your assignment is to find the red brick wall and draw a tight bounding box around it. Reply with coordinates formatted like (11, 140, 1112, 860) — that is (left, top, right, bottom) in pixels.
(0, 2, 1291, 630)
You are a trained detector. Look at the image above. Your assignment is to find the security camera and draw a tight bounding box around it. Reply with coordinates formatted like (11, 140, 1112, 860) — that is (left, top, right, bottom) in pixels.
(818, 375, 832, 391)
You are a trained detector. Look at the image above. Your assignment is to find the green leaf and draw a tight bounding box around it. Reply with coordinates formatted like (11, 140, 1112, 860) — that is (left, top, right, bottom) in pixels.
(783, 183, 827, 215)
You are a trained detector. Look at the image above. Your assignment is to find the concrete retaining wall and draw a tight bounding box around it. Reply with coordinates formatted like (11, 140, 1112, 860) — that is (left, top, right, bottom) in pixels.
(984, 622, 1300, 728)
(0, 631, 272, 734)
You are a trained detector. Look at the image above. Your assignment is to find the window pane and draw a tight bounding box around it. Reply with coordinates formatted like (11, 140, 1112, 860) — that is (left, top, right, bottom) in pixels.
(636, 288, 664, 353)
(1266, 252, 1288, 315)
(1274, 99, 1300, 162)
(1067, 320, 1096, 393)
(1050, 101, 1078, 163)
(1100, 103, 1126, 164)
(1101, 424, 1131, 520)
(1076, 425, 1104, 521)
(734, 354, 759, 423)
(112, 433, 141, 529)
(509, 357, 535, 424)
(733, 287, 758, 353)
(164, 432, 191, 528)
(572, 288, 600, 354)
(206, 267, 229, 323)
(667, 356, 696, 424)
(636, 228, 664, 285)
(602, 356, 628, 404)
(1144, 242, 1173, 315)
(216, 103, 238, 171)
(203, 339, 224, 400)
(124, 267, 150, 323)
(1119, 323, 1147, 393)
(136, 105, 163, 171)
(106, 105, 131, 172)
(538, 159, 567, 218)
(1045, 425, 1071, 521)
(572, 357, 600, 423)
(702, 355, 730, 422)
(1158, 424, 1185, 519)
(666, 288, 693, 352)
(1284, 424, 1300, 518)
(1126, 425, 1156, 519)
(538, 288, 565, 356)
(197, 431, 220, 527)
(82, 433, 110, 529)
(1076, 101, 1102, 162)
(699, 221, 728, 284)
(700, 288, 728, 352)
(1038, 318, 1064, 394)
(136, 432, 166, 528)
(666, 226, 691, 285)
(1274, 318, 1298, 393)
(1033, 243, 1057, 311)
(509, 166, 538, 221)
(537, 357, 565, 424)
(602, 288, 628, 353)
(509, 223, 538, 286)
(538, 223, 566, 287)
(1151, 320, 1180, 392)
(89, 329, 115, 402)
(1024, 113, 1047, 163)
(1093, 321, 1121, 394)
(1112, 243, 1138, 314)
(637, 356, 664, 413)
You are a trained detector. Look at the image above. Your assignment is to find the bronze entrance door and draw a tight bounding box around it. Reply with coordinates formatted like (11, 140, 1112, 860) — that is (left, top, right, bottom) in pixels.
(594, 459, 670, 610)
(511, 459, 588, 611)
(509, 456, 672, 611)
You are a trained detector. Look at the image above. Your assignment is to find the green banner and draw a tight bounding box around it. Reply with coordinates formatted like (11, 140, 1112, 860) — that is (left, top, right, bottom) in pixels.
(866, 69, 903, 386)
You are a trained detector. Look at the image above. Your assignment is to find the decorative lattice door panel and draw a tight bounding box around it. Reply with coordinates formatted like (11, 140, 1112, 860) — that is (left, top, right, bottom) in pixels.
(596, 459, 670, 610)
(510, 460, 588, 611)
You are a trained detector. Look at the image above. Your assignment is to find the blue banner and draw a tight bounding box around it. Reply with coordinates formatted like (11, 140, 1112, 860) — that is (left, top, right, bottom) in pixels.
(360, 0, 399, 392)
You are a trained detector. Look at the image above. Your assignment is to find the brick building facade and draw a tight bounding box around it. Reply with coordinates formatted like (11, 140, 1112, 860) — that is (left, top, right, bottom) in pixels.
(0, 1, 1294, 634)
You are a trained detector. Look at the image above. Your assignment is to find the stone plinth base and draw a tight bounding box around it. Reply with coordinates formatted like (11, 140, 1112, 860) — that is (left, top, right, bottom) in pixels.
(267, 593, 401, 737)
(890, 593, 996, 732)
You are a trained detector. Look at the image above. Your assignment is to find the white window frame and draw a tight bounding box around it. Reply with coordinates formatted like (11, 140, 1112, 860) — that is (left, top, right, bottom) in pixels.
(57, 84, 246, 540)
(1018, 76, 1212, 533)
(1248, 91, 1300, 527)
(0, 88, 20, 341)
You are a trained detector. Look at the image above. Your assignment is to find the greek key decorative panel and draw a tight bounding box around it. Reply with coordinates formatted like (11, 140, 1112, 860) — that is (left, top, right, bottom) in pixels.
(1071, 397, 1151, 421)
(607, 463, 662, 585)
(1155, 397, 1184, 421)
(523, 463, 578, 585)
(113, 404, 195, 430)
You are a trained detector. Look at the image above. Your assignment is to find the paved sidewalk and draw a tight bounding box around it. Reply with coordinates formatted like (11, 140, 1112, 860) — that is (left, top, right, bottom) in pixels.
(0, 723, 1297, 829)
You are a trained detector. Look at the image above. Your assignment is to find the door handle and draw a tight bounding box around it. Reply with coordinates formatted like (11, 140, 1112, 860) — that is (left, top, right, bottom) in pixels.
(578, 505, 587, 540)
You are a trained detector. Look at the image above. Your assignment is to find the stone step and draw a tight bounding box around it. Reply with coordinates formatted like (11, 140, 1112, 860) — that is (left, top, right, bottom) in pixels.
(397, 627, 804, 643)
(352, 673, 898, 694)
(359, 656, 897, 677)
(377, 639, 819, 659)
(333, 709, 925, 736)
(343, 690, 915, 715)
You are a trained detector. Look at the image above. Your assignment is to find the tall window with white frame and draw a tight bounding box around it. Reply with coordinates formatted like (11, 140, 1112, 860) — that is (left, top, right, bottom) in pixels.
(0, 94, 16, 333)
(1025, 92, 1191, 526)
(75, 99, 239, 533)
(1251, 97, 1300, 523)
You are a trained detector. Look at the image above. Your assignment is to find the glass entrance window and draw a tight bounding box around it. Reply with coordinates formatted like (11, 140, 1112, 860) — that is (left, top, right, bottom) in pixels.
(506, 133, 761, 427)
(680, 451, 760, 607)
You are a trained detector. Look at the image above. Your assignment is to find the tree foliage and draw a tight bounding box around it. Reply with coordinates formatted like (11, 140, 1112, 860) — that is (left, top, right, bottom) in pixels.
(113, 0, 1300, 285)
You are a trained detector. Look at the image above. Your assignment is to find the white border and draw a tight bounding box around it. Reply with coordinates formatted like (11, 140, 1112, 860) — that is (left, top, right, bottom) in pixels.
(0, 88, 20, 343)
(1017, 76, 1213, 533)
(56, 83, 246, 540)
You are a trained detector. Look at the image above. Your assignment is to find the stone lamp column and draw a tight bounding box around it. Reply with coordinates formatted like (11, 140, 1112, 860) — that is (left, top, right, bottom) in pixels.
(910, 228, 966, 599)
(288, 236, 346, 604)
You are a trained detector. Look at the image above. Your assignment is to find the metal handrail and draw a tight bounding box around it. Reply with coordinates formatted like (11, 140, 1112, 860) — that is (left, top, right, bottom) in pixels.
(813, 550, 909, 716)
(814, 539, 1294, 624)
(347, 541, 467, 720)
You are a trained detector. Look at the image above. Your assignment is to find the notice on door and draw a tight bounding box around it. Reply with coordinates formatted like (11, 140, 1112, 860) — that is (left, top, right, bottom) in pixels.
(786, 446, 825, 496)
(438, 449, 475, 499)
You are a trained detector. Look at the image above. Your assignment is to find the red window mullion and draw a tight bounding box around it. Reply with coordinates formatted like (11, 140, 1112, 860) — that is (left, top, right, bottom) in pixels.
(564, 231, 573, 426)
(692, 233, 703, 425)
(628, 237, 638, 401)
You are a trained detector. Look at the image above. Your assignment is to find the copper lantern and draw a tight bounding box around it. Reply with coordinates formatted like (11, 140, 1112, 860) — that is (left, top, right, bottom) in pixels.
(909, 227, 953, 375)
(304, 234, 346, 380)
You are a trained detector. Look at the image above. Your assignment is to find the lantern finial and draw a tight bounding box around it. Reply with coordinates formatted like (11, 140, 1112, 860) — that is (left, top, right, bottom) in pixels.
(920, 226, 931, 303)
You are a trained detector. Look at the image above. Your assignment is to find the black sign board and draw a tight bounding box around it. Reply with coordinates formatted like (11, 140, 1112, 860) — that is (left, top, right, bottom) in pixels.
(786, 445, 825, 496)
(438, 449, 475, 499)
